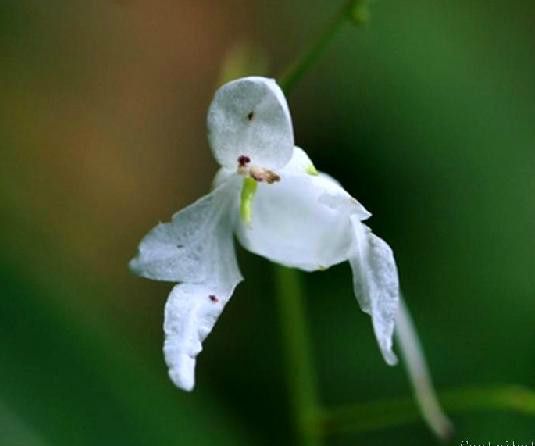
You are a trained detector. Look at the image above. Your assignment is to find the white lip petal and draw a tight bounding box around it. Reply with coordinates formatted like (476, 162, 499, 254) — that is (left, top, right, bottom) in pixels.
(237, 147, 371, 271)
(237, 174, 353, 271)
(349, 217, 400, 365)
(164, 282, 238, 391)
(207, 77, 294, 170)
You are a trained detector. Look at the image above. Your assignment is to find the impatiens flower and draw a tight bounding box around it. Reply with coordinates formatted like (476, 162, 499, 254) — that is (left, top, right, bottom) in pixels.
(130, 76, 400, 391)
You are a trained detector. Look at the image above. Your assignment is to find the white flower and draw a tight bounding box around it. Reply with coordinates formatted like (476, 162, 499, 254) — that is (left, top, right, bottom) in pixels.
(130, 77, 400, 391)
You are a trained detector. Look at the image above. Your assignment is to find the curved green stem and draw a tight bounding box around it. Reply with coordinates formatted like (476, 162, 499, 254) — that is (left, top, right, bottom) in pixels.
(279, 0, 368, 94)
(317, 385, 535, 437)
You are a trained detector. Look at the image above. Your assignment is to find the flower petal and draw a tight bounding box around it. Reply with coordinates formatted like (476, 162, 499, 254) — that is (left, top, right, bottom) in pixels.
(237, 174, 355, 271)
(207, 77, 294, 170)
(349, 217, 399, 365)
(237, 147, 370, 270)
(129, 178, 241, 283)
(283, 147, 371, 220)
(130, 177, 242, 390)
(163, 282, 237, 391)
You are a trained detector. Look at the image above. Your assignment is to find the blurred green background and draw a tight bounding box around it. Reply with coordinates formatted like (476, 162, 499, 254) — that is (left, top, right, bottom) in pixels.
(1, 0, 534, 444)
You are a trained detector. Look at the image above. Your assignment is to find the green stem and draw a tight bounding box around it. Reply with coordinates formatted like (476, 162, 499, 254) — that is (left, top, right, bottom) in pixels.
(279, 0, 365, 94)
(274, 2, 369, 445)
(317, 385, 535, 437)
(274, 267, 320, 446)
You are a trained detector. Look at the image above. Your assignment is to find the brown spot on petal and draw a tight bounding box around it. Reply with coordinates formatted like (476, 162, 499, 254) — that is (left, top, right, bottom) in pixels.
(238, 155, 251, 167)
(208, 294, 219, 303)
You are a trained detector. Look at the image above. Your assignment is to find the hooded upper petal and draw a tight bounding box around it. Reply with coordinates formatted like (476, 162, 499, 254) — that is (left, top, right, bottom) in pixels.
(207, 77, 294, 170)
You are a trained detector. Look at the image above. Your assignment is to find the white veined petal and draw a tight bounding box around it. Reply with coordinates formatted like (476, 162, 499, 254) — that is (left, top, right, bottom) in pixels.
(164, 282, 237, 391)
(237, 172, 355, 271)
(129, 177, 241, 283)
(349, 216, 399, 365)
(207, 77, 294, 170)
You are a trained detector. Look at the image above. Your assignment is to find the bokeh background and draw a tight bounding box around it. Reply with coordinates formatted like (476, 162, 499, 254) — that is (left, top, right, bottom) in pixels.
(1, 0, 534, 444)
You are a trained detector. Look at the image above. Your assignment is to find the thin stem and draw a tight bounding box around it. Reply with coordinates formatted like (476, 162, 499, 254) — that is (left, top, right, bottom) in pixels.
(279, 0, 363, 94)
(274, 266, 321, 446)
(274, 2, 369, 445)
(317, 385, 535, 437)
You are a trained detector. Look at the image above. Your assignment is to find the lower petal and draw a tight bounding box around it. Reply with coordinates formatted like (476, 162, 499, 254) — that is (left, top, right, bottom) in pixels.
(164, 282, 237, 391)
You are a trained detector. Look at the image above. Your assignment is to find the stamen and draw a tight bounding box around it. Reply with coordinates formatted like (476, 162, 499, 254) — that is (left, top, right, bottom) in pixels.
(250, 167, 280, 184)
(236, 156, 280, 186)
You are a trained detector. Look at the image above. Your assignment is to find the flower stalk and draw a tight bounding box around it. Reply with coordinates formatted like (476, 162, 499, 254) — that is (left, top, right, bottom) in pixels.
(275, 267, 321, 446)
(279, 0, 369, 94)
(274, 2, 372, 446)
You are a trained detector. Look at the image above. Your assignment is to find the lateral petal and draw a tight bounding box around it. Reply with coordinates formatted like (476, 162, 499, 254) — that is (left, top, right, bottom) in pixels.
(129, 178, 241, 283)
(163, 282, 237, 391)
(349, 217, 400, 365)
